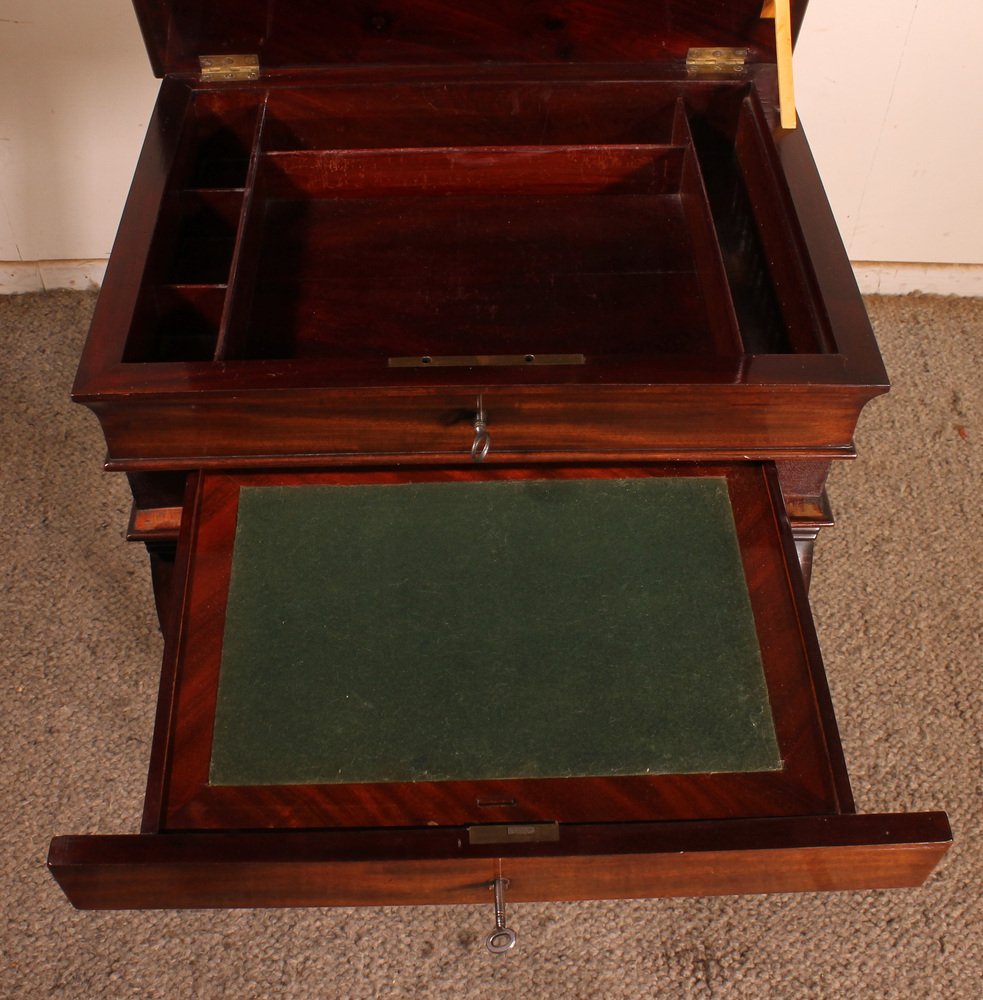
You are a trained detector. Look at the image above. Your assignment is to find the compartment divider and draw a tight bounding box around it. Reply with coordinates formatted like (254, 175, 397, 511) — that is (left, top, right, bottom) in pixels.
(186, 93, 264, 190)
(733, 96, 834, 354)
(215, 95, 270, 361)
(126, 284, 228, 363)
(164, 190, 243, 286)
(671, 100, 744, 357)
(258, 144, 685, 198)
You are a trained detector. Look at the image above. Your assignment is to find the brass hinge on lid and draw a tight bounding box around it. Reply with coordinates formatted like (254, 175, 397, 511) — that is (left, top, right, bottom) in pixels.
(199, 54, 260, 82)
(686, 47, 749, 73)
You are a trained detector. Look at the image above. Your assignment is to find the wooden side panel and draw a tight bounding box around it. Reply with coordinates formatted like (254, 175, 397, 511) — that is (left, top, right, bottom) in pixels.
(49, 812, 950, 910)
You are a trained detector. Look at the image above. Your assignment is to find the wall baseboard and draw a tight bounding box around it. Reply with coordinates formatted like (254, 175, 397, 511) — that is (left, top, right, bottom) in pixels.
(2, 258, 982, 297)
(1, 259, 108, 294)
(850, 262, 983, 297)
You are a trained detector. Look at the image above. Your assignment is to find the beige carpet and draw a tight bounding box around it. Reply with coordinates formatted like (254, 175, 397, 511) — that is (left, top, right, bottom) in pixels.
(1, 291, 979, 998)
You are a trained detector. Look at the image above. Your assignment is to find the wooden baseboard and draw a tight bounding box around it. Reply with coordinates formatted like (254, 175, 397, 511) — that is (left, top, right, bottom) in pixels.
(0, 259, 107, 294)
(2, 259, 981, 297)
(852, 262, 983, 297)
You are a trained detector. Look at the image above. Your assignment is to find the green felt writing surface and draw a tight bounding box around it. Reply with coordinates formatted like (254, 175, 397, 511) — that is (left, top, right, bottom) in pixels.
(209, 477, 780, 786)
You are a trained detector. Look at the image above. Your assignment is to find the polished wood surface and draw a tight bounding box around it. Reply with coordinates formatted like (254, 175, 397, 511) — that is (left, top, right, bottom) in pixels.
(51, 15, 949, 915)
(74, 74, 885, 469)
(49, 811, 950, 910)
(132, 0, 809, 78)
(155, 464, 847, 831)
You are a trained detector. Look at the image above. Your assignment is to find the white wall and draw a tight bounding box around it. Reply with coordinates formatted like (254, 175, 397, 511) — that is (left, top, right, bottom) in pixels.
(0, 0, 158, 262)
(0, 0, 980, 276)
(796, 0, 983, 265)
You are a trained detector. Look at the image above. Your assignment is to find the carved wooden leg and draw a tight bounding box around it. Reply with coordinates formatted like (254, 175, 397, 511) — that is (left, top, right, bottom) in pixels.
(791, 526, 820, 591)
(774, 460, 836, 591)
(146, 542, 177, 633)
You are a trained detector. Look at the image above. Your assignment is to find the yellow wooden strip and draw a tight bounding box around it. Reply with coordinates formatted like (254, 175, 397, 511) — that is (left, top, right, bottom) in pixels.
(774, 0, 797, 128)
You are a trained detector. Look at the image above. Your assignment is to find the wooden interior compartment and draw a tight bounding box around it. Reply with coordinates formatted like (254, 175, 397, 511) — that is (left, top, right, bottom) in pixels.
(116, 90, 263, 364)
(182, 90, 263, 191)
(220, 82, 749, 366)
(687, 94, 832, 355)
(120, 189, 242, 363)
(224, 145, 744, 364)
(114, 79, 833, 373)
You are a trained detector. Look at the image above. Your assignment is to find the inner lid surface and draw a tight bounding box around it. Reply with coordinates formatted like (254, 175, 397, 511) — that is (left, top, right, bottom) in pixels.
(209, 477, 781, 787)
(134, 0, 806, 77)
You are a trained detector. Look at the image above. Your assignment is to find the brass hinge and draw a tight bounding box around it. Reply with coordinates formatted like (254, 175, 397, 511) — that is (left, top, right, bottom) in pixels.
(199, 54, 260, 82)
(686, 47, 749, 73)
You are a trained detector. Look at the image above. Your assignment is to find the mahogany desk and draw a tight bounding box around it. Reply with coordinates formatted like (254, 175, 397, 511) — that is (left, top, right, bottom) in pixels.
(49, 0, 949, 949)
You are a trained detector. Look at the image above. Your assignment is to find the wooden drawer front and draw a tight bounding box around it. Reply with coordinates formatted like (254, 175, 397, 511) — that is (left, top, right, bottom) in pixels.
(49, 813, 951, 910)
(95, 385, 870, 470)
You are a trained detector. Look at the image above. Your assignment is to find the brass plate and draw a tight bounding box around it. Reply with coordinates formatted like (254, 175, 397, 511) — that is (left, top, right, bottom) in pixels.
(388, 353, 586, 368)
(468, 823, 561, 846)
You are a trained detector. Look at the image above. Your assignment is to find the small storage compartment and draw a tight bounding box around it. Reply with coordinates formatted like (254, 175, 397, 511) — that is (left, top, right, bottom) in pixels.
(111, 80, 834, 373)
(230, 143, 737, 362)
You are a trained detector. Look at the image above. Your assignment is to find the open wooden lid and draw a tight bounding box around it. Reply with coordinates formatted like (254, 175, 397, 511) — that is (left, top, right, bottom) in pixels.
(132, 0, 808, 78)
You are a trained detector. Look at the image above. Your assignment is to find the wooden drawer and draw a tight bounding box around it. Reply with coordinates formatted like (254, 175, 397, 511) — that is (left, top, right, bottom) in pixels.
(48, 462, 949, 909)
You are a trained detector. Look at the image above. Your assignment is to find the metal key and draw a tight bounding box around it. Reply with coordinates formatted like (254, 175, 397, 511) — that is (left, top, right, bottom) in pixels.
(485, 876, 517, 954)
(472, 398, 491, 463)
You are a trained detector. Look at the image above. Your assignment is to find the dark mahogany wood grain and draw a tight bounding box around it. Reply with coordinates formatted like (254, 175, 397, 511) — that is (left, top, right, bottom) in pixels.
(672, 101, 743, 356)
(260, 144, 685, 197)
(131, 1, 810, 78)
(261, 80, 679, 152)
(49, 811, 950, 910)
(48, 0, 951, 922)
(73, 74, 887, 471)
(153, 464, 846, 831)
(87, 385, 873, 472)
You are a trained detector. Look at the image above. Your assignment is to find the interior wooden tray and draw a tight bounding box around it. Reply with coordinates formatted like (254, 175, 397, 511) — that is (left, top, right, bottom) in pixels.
(121, 79, 831, 374)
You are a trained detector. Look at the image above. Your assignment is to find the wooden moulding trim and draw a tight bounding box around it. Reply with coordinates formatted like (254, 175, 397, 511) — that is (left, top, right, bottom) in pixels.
(72, 354, 877, 399)
(48, 812, 951, 910)
(84, 385, 874, 469)
(103, 446, 858, 473)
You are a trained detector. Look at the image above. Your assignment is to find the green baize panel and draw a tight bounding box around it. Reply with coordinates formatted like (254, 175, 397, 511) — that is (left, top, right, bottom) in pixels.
(209, 477, 781, 786)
